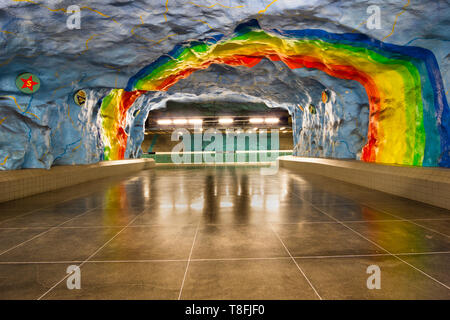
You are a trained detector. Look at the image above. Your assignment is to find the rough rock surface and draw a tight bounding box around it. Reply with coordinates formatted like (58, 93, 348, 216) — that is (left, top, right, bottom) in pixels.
(0, 0, 448, 169)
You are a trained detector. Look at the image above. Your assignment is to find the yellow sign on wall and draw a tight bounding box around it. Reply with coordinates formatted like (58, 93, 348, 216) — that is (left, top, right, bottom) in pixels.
(74, 90, 86, 106)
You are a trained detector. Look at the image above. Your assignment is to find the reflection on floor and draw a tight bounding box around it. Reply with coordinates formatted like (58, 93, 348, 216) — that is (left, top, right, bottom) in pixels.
(0, 167, 449, 300)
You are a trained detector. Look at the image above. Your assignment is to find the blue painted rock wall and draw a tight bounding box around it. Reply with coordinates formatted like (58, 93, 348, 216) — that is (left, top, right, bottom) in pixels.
(0, 1, 448, 169)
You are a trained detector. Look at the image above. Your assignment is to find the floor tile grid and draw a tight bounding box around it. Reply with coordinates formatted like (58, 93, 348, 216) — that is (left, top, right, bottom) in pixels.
(173, 170, 322, 300)
(178, 221, 201, 300)
(0, 205, 103, 257)
(36, 207, 154, 300)
(283, 173, 450, 237)
(0, 194, 92, 227)
(0, 251, 449, 265)
(240, 170, 323, 298)
(285, 173, 403, 205)
(269, 224, 322, 300)
(358, 202, 450, 238)
(0, 170, 153, 226)
(2, 168, 449, 299)
(289, 189, 450, 292)
(0, 179, 120, 226)
(261, 173, 331, 300)
(1, 217, 447, 230)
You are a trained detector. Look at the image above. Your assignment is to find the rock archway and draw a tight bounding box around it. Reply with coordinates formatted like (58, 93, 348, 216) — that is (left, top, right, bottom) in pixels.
(97, 20, 449, 167)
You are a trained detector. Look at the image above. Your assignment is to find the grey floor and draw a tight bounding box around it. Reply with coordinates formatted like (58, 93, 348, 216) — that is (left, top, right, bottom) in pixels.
(0, 166, 449, 300)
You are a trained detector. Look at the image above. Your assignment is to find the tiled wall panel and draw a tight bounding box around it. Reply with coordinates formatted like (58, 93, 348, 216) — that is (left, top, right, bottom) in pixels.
(0, 159, 155, 203)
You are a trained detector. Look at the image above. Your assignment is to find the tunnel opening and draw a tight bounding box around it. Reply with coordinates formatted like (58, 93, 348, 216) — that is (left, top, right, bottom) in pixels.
(100, 61, 370, 165)
(140, 99, 293, 164)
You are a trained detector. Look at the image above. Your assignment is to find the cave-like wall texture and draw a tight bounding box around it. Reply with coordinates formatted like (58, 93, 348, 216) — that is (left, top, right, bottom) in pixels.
(0, 0, 449, 170)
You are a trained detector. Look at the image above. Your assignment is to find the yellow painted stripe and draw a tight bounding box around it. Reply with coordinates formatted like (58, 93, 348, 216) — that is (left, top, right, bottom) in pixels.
(0, 155, 9, 166)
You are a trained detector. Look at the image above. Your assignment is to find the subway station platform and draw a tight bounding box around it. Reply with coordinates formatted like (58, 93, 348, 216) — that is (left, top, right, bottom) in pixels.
(0, 166, 449, 299)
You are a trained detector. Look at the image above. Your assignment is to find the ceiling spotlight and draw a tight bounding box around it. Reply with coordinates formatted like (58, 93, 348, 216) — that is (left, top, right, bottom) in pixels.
(280, 127, 286, 130)
(188, 119, 203, 125)
(265, 118, 279, 124)
(173, 119, 188, 125)
(249, 118, 264, 124)
(157, 119, 172, 125)
(219, 118, 234, 124)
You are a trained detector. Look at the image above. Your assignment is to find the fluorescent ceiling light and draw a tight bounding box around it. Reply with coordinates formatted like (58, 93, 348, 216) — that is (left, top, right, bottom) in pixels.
(249, 118, 264, 124)
(219, 118, 234, 124)
(265, 118, 279, 124)
(173, 119, 188, 125)
(157, 119, 172, 125)
(188, 119, 203, 125)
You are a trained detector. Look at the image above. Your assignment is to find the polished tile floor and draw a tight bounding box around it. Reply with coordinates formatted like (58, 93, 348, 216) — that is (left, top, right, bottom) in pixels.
(0, 167, 449, 300)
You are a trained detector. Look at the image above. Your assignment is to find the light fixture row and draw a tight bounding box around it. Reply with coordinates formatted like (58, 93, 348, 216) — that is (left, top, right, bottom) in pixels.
(157, 119, 203, 125)
(156, 117, 280, 125)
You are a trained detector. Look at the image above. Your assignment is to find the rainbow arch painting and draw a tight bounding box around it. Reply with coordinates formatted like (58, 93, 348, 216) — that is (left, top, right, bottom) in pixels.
(99, 20, 449, 167)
